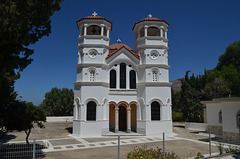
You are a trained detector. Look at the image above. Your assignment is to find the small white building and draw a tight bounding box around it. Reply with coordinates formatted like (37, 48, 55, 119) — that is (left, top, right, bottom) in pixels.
(72, 12, 172, 137)
(202, 98, 240, 142)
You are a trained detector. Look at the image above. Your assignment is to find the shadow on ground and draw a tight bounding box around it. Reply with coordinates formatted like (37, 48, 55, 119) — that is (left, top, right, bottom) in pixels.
(65, 127, 73, 134)
(0, 131, 16, 143)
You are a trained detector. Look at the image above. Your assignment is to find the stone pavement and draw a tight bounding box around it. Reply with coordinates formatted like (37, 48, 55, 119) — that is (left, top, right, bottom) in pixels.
(1, 122, 239, 158)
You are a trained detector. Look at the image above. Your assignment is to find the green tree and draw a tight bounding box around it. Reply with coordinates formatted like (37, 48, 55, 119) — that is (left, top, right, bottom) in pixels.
(22, 102, 46, 144)
(172, 72, 204, 122)
(0, 0, 63, 110)
(0, 101, 46, 144)
(203, 77, 231, 99)
(0, 0, 63, 141)
(40, 87, 74, 116)
(217, 40, 240, 71)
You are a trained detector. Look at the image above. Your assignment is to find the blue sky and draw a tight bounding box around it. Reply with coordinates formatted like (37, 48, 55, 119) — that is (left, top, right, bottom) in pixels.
(15, 0, 240, 105)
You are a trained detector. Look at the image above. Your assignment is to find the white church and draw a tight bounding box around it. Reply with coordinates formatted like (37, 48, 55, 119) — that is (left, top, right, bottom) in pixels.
(73, 12, 172, 137)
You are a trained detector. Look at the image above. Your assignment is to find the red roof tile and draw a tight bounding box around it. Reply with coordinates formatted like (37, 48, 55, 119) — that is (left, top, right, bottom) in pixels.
(132, 17, 169, 30)
(76, 16, 112, 30)
(106, 43, 140, 60)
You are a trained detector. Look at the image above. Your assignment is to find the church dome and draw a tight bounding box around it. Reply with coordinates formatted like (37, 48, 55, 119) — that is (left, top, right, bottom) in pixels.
(132, 16, 169, 30)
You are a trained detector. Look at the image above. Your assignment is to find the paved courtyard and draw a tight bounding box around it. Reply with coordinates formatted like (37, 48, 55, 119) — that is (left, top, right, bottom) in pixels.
(1, 122, 238, 158)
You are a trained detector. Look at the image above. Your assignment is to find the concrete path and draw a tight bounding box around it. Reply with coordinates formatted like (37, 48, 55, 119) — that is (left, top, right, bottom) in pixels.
(1, 122, 239, 158)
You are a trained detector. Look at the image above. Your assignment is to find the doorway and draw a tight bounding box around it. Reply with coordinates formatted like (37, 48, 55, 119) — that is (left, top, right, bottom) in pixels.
(119, 106, 127, 131)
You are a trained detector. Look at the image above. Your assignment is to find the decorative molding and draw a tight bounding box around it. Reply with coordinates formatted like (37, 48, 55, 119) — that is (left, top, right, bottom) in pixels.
(137, 82, 172, 86)
(138, 64, 170, 69)
(78, 35, 110, 41)
(74, 81, 108, 87)
(76, 63, 107, 68)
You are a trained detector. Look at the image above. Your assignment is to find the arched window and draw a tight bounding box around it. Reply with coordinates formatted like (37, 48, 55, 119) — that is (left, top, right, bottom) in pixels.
(148, 27, 160, 36)
(130, 70, 136, 89)
(89, 70, 95, 81)
(110, 69, 116, 88)
(87, 101, 96, 121)
(237, 110, 240, 129)
(87, 25, 101, 35)
(152, 70, 158, 81)
(219, 110, 222, 123)
(120, 63, 126, 89)
(151, 101, 160, 120)
(140, 27, 144, 37)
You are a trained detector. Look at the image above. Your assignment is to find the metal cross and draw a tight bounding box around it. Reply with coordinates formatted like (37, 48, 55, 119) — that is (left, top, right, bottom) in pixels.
(92, 11, 98, 17)
(117, 38, 121, 43)
(148, 14, 152, 18)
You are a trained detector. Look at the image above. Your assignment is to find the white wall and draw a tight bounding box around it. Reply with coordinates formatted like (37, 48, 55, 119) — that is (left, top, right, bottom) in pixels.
(47, 116, 73, 122)
(206, 103, 222, 126)
(222, 103, 240, 133)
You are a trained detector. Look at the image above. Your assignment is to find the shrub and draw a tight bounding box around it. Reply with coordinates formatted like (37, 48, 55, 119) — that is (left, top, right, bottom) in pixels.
(195, 152, 204, 159)
(127, 145, 179, 159)
(172, 112, 183, 122)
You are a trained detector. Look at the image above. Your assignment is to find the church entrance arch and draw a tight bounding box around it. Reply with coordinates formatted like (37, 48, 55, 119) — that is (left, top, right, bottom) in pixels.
(119, 106, 127, 131)
(109, 101, 137, 133)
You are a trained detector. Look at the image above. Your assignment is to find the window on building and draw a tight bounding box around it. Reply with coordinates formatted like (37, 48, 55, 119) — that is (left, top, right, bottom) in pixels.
(110, 69, 116, 88)
(219, 110, 222, 123)
(151, 101, 160, 120)
(140, 27, 144, 38)
(87, 101, 96, 121)
(148, 27, 160, 36)
(152, 70, 158, 81)
(87, 25, 101, 35)
(130, 70, 136, 89)
(89, 70, 95, 81)
(120, 63, 126, 89)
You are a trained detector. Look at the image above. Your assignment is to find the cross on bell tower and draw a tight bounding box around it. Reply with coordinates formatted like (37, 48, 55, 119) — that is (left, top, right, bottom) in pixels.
(92, 11, 98, 17)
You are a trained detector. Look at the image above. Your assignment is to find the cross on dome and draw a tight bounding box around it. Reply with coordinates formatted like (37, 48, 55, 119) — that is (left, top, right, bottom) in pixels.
(117, 38, 121, 43)
(92, 11, 98, 17)
(148, 14, 152, 18)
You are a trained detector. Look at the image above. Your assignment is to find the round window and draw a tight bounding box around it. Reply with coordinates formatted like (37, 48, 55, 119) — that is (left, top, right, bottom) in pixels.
(88, 50, 97, 58)
(150, 52, 159, 59)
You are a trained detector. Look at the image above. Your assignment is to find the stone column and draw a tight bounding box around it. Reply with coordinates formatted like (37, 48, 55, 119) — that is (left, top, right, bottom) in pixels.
(144, 26, 148, 37)
(126, 67, 130, 89)
(165, 30, 167, 39)
(116, 65, 120, 89)
(160, 29, 163, 37)
(107, 28, 110, 38)
(101, 25, 104, 36)
(115, 108, 119, 133)
(127, 108, 131, 133)
(74, 104, 78, 120)
(84, 24, 87, 36)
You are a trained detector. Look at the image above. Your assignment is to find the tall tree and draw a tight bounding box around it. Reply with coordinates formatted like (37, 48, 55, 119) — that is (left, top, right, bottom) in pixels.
(40, 87, 74, 116)
(217, 40, 240, 71)
(0, 0, 63, 106)
(0, 0, 63, 138)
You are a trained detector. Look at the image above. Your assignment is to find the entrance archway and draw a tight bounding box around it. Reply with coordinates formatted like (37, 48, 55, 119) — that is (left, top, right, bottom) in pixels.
(130, 104, 137, 132)
(119, 106, 127, 131)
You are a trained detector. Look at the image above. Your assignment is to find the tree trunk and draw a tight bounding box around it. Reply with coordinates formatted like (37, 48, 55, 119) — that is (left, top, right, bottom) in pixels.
(25, 129, 31, 144)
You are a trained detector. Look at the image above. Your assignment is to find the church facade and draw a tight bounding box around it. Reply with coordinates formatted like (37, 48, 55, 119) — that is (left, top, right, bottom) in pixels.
(73, 13, 172, 137)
